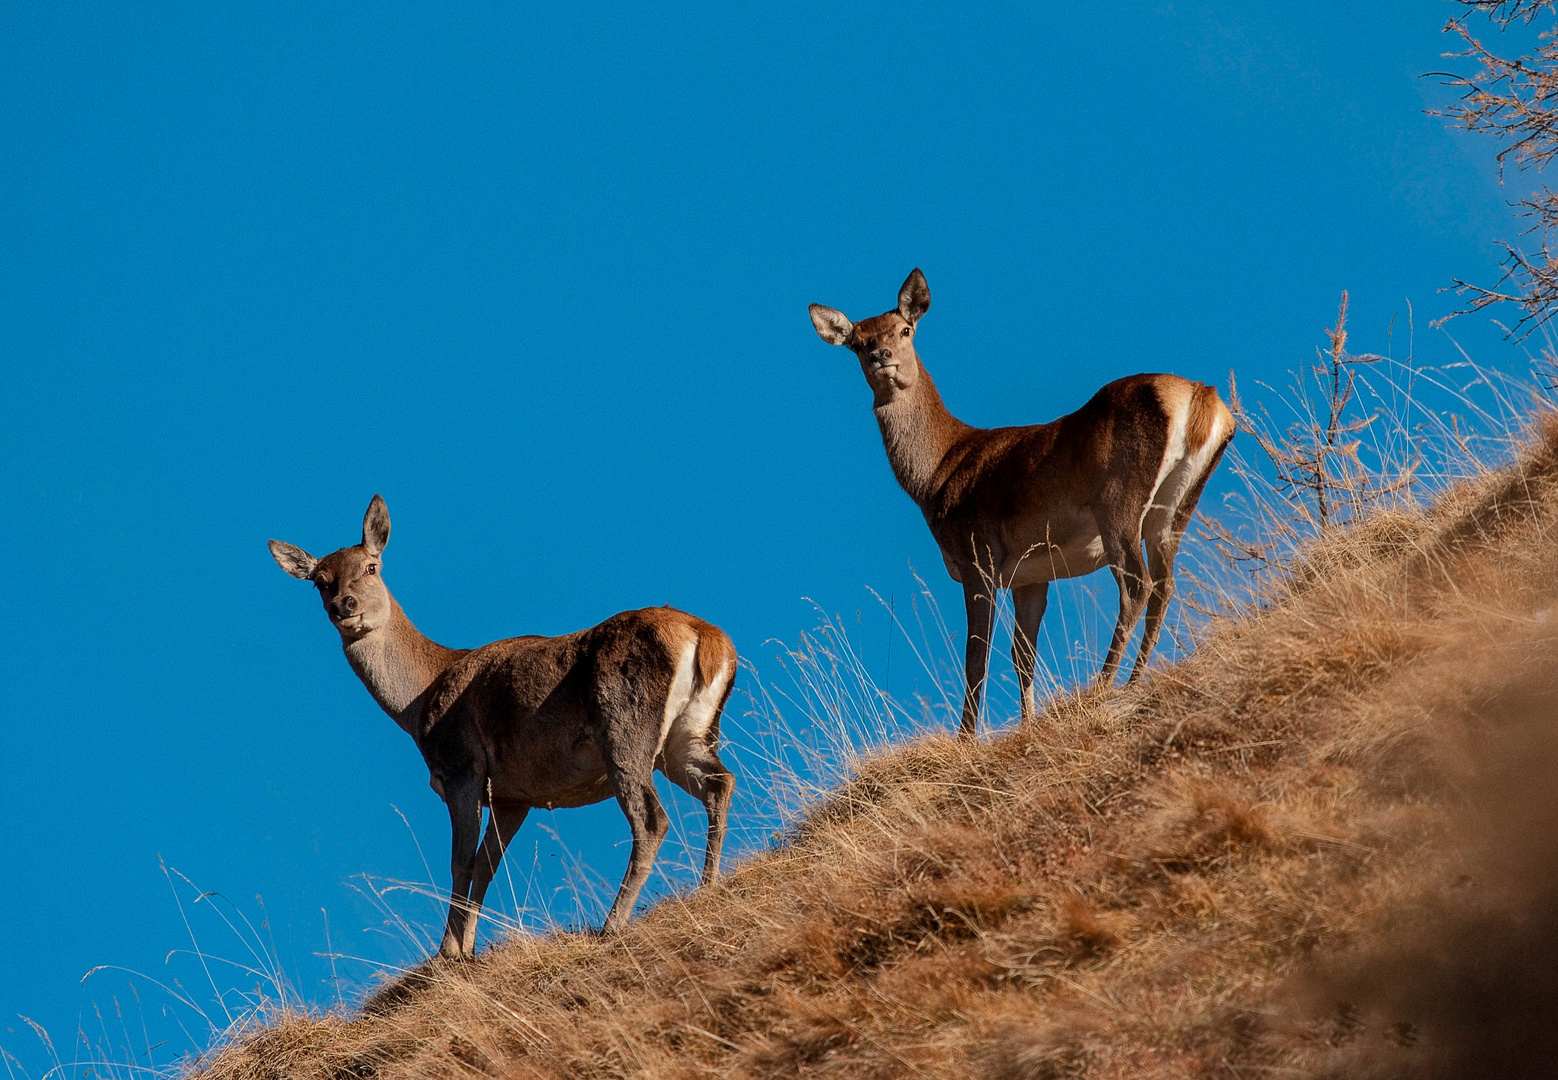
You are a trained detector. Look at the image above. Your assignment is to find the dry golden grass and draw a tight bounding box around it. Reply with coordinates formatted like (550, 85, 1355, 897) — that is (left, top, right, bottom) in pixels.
(192, 418, 1558, 1079)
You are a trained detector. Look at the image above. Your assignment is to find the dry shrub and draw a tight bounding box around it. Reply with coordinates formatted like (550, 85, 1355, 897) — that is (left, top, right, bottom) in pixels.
(750, 1005, 858, 1075)
(981, 1015, 1102, 1080)
(1056, 893, 1124, 954)
(1136, 777, 1287, 868)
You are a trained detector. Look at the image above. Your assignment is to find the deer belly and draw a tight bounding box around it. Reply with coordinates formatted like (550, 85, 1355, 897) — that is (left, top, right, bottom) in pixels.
(488, 735, 613, 808)
(531, 776, 616, 810)
(1007, 531, 1107, 585)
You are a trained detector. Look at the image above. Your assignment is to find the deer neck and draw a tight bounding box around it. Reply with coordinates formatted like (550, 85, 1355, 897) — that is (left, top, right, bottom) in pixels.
(341, 594, 462, 737)
(874, 365, 970, 504)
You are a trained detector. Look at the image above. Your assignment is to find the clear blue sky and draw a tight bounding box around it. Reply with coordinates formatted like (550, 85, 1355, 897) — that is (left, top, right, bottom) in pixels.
(0, 1, 1535, 1071)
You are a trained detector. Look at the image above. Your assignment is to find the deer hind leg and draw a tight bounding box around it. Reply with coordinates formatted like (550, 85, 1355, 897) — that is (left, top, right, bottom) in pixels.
(960, 581, 997, 738)
(436, 776, 484, 960)
(659, 667, 736, 885)
(1131, 531, 1180, 685)
(1097, 495, 1154, 687)
(1011, 582, 1050, 725)
(1097, 390, 1177, 687)
(1130, 439, 1230, 684)
(1131, 457, 1196, 685)
(601, 765, 669, 934)
(1099, 543, 1150, 686)
(458, 798, 530, 958)
(661, 734, 735, 885)
(587, 660, 672, 934)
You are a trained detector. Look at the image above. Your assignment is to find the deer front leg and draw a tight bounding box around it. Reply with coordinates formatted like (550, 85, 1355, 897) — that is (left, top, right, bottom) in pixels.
(436, 778, 483, 960)
(458, 799, 530, 958)
(960, 582, 996, 738)
(1011, 582, 1050, 724)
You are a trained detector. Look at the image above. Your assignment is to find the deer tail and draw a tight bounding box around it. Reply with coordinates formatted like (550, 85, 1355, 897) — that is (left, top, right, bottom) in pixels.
(1186, 382, 1235, 457)
(694, 621, 737, 695)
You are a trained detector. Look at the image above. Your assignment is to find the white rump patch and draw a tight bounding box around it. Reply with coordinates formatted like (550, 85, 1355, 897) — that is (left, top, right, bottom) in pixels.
(658, 639, 698, 756)
(664, 653, 734, 761)
(1142, 388, 1231, 545)
(1152, 389, 1192, 501)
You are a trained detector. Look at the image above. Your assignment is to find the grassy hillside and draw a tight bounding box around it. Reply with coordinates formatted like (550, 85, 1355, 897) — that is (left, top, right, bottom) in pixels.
(194, 416, 1558, 1079)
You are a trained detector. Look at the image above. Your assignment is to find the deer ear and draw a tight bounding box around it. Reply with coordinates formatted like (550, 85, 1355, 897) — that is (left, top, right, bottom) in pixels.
(269, 540, 318, 580)
(809, 304, 854, 347)
(362, 494, 390, 556)
(898, 268, 930, 325)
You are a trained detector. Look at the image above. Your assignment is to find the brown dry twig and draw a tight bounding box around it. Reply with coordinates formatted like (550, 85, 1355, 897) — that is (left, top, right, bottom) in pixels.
(1202, 293, 1418, 577)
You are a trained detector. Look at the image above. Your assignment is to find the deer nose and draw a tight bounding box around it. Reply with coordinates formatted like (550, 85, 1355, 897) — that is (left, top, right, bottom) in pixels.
(871, 347, 893, 362)
(333, 594, 359, 617)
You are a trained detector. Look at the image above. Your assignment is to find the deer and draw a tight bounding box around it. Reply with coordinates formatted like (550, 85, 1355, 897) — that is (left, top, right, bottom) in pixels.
(809, 269, 1234, 736)
(268, 495, 737, 960)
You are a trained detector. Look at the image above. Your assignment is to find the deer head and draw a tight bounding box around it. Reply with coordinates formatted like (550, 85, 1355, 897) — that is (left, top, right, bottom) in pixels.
(269, 495, 394, 640)
(809, 268, 932, 406)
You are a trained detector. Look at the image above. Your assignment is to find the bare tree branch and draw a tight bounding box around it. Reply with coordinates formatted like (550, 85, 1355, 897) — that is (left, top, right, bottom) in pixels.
(1434, 3, 1558, 335)
(1454, 1, 1558, 27)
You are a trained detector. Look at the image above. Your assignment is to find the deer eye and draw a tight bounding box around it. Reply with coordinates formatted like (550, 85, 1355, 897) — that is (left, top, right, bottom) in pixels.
(901, 327, 911, 336)
(366, 564, 377, 575)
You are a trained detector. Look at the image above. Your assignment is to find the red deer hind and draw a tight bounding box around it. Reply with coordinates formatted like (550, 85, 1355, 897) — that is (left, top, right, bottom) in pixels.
(269, 495, 737, 959)
(809, 269, 1234, 735)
